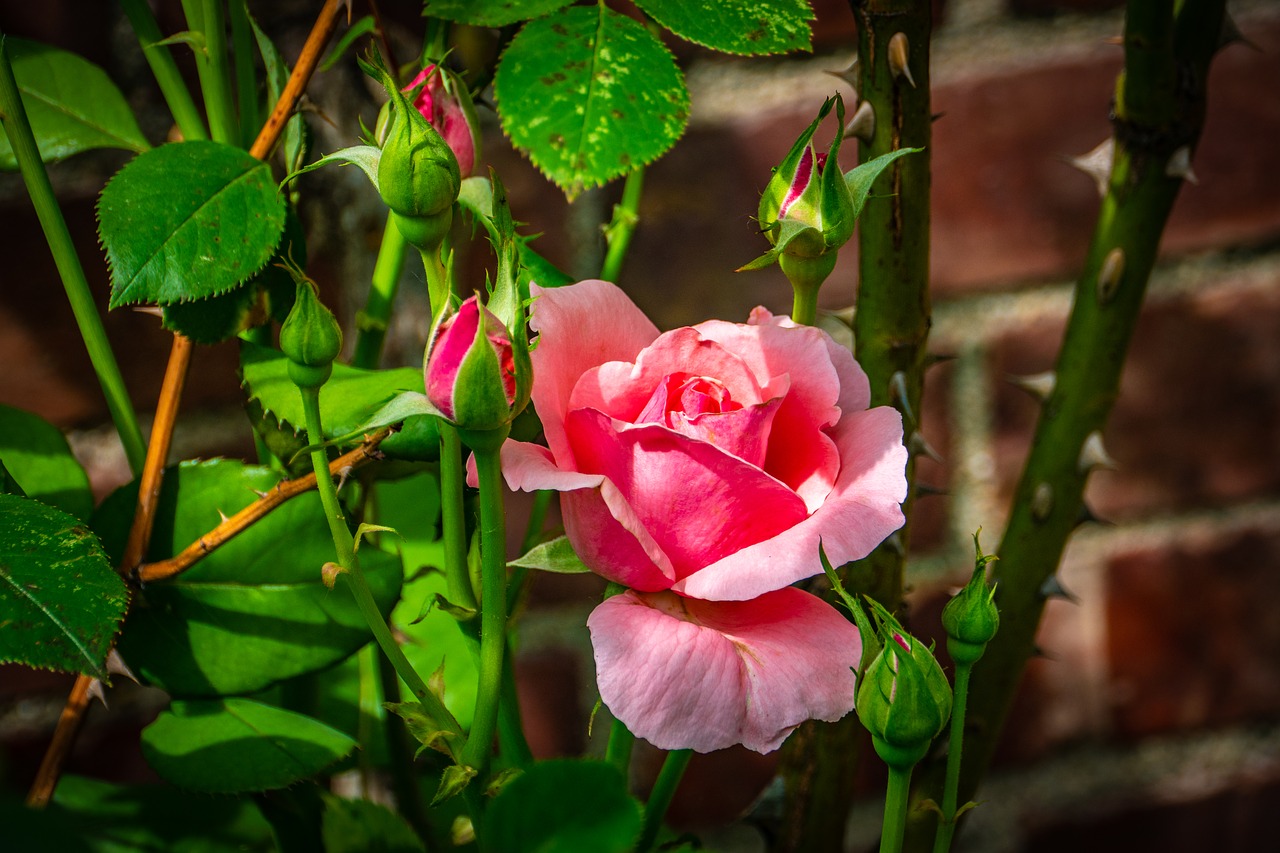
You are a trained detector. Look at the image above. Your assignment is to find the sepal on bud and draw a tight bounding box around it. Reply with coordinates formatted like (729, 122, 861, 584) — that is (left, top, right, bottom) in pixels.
(942, 532, 1000, 666)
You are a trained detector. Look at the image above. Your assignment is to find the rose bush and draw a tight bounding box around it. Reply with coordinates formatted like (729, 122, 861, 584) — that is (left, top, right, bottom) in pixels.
(499, 280, 908, 752)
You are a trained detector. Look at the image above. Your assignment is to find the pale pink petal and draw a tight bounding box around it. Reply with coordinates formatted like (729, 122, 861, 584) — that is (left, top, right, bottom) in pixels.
(567, 409, 808, 582)
(498, 440, 603, 493)
(528, 281, 660, 469)
(588, 588, 860, 754)
(673, 406, 907, 601)
(569, 328, 767, 422)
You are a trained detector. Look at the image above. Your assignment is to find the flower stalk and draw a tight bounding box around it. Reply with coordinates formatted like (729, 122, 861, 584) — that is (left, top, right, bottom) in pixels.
(638, 748, 693, 853)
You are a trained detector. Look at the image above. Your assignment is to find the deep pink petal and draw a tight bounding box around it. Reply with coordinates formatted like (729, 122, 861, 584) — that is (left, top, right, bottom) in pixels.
(562, 485, 676, 591)
(588, 588, 860, 753)
(673, 406, 908, 601)
(671, 397, 781, 470)
(570, 327, 767, 423)
(528, 282, 660, 470)
(567, 409, 808, 582)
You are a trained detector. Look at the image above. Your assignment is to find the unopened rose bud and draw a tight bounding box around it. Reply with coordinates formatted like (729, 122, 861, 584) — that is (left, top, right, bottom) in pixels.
(857, 631, 952, 769)
(759, 95, 856, 260)
(377, 72, 461, 253)
(280, 274, 342, 389)
(943, 538, 1000, 666)
(425, 296, 523, 435)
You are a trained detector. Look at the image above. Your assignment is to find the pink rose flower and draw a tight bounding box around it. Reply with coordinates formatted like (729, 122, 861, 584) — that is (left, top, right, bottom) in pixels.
(500, 280, 908, 753)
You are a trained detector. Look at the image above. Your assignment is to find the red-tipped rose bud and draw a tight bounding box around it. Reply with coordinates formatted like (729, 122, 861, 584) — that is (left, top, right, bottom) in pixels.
(425, 296, 519, 434)
(404, 65, 480, 178)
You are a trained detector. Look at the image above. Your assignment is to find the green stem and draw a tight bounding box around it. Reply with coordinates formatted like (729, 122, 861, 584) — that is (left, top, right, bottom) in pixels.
(421, 245, 452, 325)
(932, 663, 971, 853)
(790, 282, 819, 327)
(881, 764, 913, 853)
(638, 749, 692, 853)
(228, 0, 258, 150)
(297, 385, 462, 750)
(439, 425, 478, 614)
(198, 0, 238, 144)
(0, 38, 146, 475)
(497, 641, 534, 768)
(600, 165, 644, 282)
(460, 440, 511, 776)
(120, 0, 208, 140)
(352, 217, 410, 369)
(605, 718, 635, 779)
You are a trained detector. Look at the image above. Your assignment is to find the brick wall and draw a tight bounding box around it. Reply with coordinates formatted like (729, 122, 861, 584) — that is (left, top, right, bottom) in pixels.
(2, 1, 1278, 849)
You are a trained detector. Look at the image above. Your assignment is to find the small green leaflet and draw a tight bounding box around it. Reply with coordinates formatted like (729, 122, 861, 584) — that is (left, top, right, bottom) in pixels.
(99, 140, 286, 307)
(509, 535, 591, 574)
(494, 6, 689, 198)
(0, 494, 127, 679)
(0, 404, 92, 520)
(635, 0, 814, 55)
(0, 36, 148, 169)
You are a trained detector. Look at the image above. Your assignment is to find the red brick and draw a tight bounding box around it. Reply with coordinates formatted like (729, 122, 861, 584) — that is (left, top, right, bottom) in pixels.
(1106, 526, 1280, 737)
(514, 648, 587, 759)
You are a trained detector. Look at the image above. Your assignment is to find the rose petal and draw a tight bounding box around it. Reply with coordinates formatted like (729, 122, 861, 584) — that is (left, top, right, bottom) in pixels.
(567, 408, 809, 582)
(563, 485, 676, 591)
(588, 588, 860, 753)
(528, 281, 660, 470)
(498, 440, 604, 493)
(673, 406, 907, 601)
(570, 328, 767, 422)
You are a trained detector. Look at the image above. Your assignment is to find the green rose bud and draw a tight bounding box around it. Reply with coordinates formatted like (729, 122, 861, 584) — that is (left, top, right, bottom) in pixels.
(280, 273, 342, 390)
(942, 535, 1000, 666)
(857, 631, 952, 769)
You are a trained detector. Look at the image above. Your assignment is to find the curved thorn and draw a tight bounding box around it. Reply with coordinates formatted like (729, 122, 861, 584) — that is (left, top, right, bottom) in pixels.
(1009, 371, 1056, 401)
(1078, 430, 1117, 474)
(887, 33, 915, 87)
(909, 430, 943, 464)
(1039, 574, 1079, 603)
(890, 371, 917, 425)
(846, 99, 875, 143)
(1066, 138, 1114, 199)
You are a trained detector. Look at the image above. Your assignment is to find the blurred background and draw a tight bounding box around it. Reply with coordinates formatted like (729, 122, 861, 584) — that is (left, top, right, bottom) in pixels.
(1, 0, 1278, 850)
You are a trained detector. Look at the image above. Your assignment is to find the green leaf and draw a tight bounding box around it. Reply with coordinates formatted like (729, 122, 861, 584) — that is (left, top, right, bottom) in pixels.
(240, 342, 440, 462)
(0, 494, 127, 678)
(0, 404, 92, 520)
(50, 774, 275, 852)
(93, 460, 402, 697)
(99, 140, 286, 308)
(0, 794, 92, 853)
(509, 535, 590, 574)
(483, 760, 643, 853)
(141, 698, 357, 793)
(249, 8, 307, 172)
(635, 0, 814, 55)
(844, 147, 924, 219)
(321, 793, 426, 853)
(422, 0, 574, 28)
(494, 6, 689, 198)
(0, 37, 148, 169)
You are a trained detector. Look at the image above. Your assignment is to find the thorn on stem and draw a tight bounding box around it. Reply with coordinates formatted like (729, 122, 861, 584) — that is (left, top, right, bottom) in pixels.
(824, 56, 859, 97)
(887, 33, 915, 87)
(916, 482, 948, 498)
(1166, 146, 1198, 184)
(890, 371, 916, 425)
(909, 431, 944, 464)
(1078, 431, 1116, 474)
(1039, 574, 1079, 603)
(1096, 247, 1125, 304)
(1031, 482, 1053, 521)
(86, 679, 108, 708)
(1067, 138, 1114, 199)
(846, 99, 875, 143)
(1009, 371, 1056, 402)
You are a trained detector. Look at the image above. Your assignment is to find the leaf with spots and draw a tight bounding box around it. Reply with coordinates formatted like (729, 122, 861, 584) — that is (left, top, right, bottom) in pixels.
(422, 0, 574, 28)
(140, 698, 357, 793)
(635, 0, 814, 55)
(99, 140, 286, 308)
(0, 493, 127, 679)
(494, 6, 689, 198)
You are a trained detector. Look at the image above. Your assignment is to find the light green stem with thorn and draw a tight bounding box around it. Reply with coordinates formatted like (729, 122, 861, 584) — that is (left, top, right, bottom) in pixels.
(460, 439, 512, 777)
(0, 37, 146, 475)
(297, 385, 462, 752)
(352, 218, 409, 368)
(600, 166, 644, 283)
